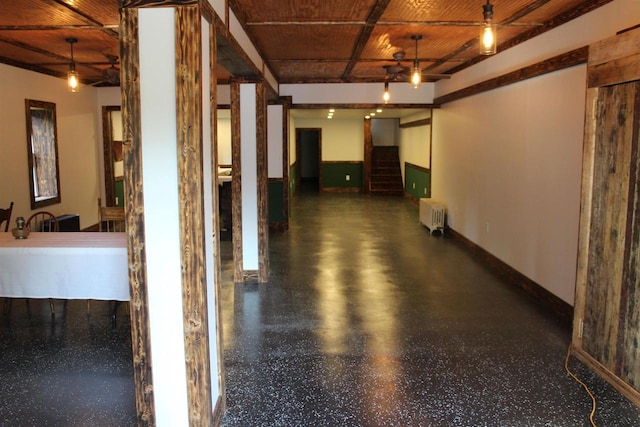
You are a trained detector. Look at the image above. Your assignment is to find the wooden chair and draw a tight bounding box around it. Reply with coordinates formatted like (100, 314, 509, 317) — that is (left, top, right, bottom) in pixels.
(26, 211, 59, 232)
(0, 202, 15, 314)
(91, 198, 126, 327)
(98, 198, 125, 232)
(0, 201, 14, 232)
(5, 211, 58, 316)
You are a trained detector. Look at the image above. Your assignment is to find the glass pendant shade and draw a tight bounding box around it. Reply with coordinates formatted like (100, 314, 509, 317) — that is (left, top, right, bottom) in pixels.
(480, 1, 497, 55)
(411, 61, 421, 88)
(383, 81, 390, 103)
(66, 37, 80, 93)
(480, 24, 497, 55)
(68, 66, 79, 93)
(410, 35, 423, 88)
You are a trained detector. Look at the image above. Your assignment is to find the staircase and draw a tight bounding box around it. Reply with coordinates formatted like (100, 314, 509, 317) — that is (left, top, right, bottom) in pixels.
(370, 146, 404, 196)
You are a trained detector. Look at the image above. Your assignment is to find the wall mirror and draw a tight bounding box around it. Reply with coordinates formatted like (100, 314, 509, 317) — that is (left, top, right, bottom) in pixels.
(25, 99, 61, 209)
(102, 106, 123, 207)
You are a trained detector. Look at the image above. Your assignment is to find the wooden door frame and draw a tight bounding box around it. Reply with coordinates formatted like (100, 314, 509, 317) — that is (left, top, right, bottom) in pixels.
(102, 106, 121, 207)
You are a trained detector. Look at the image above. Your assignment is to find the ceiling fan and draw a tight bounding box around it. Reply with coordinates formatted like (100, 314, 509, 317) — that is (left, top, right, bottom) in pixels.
(91, 54, 120, 86)
(383, 50, 451, 82)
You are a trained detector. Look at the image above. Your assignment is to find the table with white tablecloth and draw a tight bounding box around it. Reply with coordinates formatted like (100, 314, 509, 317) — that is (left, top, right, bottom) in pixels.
(0, 232, 129, 301)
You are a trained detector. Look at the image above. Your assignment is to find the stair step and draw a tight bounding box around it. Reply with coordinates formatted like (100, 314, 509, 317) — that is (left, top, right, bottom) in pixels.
(370, 146, 403, 196)
(370, 183, 403, 189)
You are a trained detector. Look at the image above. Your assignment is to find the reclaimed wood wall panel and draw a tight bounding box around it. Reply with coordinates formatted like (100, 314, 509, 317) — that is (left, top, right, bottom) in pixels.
(174, 6, 214, 424)
(618, 83, 640, 391)
(588, 26, 640, 88)
(119, 7, 156, 425)
(573, 27, 640, 407)
(583, 83, 634, 368)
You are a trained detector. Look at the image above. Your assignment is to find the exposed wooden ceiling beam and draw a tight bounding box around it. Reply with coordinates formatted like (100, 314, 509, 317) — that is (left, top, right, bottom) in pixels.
(245, 21, 542, 27)
(0, 36, 104, 73)
(0, 25, 111, 31)
(341, 0, 391, 81)
(43, 0, 119, 38)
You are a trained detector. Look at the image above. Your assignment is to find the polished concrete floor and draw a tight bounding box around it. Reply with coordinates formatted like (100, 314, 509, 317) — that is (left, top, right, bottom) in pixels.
(0, 300, 136, 426)
(1, 191, 640, 426)
(220, 191, 640, 426)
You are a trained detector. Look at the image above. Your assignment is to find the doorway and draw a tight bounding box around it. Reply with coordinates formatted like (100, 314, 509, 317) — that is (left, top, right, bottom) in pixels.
(296, 128, 321, 193)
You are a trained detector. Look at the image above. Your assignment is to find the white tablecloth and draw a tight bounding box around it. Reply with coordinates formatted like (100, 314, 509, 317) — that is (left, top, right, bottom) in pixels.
(0, 232, 129, 301)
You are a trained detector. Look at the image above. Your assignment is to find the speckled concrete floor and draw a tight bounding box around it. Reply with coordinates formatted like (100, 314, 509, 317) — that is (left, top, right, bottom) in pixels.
(0, 300, 135, 426)
(220, 192, 640, 426)
(2, 193, 639, 426)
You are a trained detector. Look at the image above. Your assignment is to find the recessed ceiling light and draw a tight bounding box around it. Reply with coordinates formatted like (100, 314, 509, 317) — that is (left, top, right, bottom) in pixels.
(376, 109, 382, 113)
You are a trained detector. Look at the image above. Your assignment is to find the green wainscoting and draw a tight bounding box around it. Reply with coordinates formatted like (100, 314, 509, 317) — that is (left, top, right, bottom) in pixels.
(115, 178, 124, 207)
(404, 163, 431, 200)
(268, 180, 284, 224)
(322, 161, 362, 190)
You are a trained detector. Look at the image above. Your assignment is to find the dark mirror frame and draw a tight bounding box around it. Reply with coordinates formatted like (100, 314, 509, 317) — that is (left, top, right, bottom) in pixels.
(102, 106, 122, 207)
(25, 99, 61, 210)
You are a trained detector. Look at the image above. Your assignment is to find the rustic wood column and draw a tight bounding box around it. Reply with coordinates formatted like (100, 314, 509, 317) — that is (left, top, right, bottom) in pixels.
(256, 82, 269, 282)
(281, 97, 291, 229)
(230, 80, 244, 283)
(120, 1, 222, 424)
(230, 80, 269, 283)
(120, 8, 155, 425)
(363, 118, 372, 194)
(174, 6, 213, 424)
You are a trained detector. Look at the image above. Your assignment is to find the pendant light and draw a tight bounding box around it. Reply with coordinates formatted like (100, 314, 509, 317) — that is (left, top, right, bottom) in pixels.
(382, 80, 390, 104)
(66, 37, 80, 92)
(480, 1, 497, 55)
(410, 35, 422, 88)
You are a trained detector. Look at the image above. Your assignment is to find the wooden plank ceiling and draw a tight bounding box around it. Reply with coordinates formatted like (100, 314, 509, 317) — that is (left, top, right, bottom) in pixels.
(0, 0, 609, 87)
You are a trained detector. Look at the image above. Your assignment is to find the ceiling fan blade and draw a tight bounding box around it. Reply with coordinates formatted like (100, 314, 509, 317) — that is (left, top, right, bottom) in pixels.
(387, 65, 409, 75)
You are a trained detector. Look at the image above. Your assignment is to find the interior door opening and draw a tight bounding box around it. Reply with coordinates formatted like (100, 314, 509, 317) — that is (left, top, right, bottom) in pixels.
(296, 128, 321, 193)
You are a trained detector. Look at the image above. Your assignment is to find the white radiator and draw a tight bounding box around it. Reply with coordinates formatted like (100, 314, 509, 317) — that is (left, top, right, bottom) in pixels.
(419, 198, 446, 235)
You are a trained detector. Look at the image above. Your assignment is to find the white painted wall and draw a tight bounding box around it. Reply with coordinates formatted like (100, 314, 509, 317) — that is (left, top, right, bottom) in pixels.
(268, 105, 284, 178)
(371, 118, 398, 146)
(431, 0, 640, 306)
(139, 9, 189, 425)
(293, 118, 364, 161)
(240, 84, 259, 270)
(229, 10, 263, 76)
(217, 116, 232, 165)
(208, 0, 225, 22)
(398, 110, 431, 183)
(0, 63, 100, 229)
(280, 82, 434, 104)
(433, 67, 585, 304)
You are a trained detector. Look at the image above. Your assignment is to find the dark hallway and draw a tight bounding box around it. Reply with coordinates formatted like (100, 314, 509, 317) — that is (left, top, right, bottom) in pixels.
(220, 193, 640, 426)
